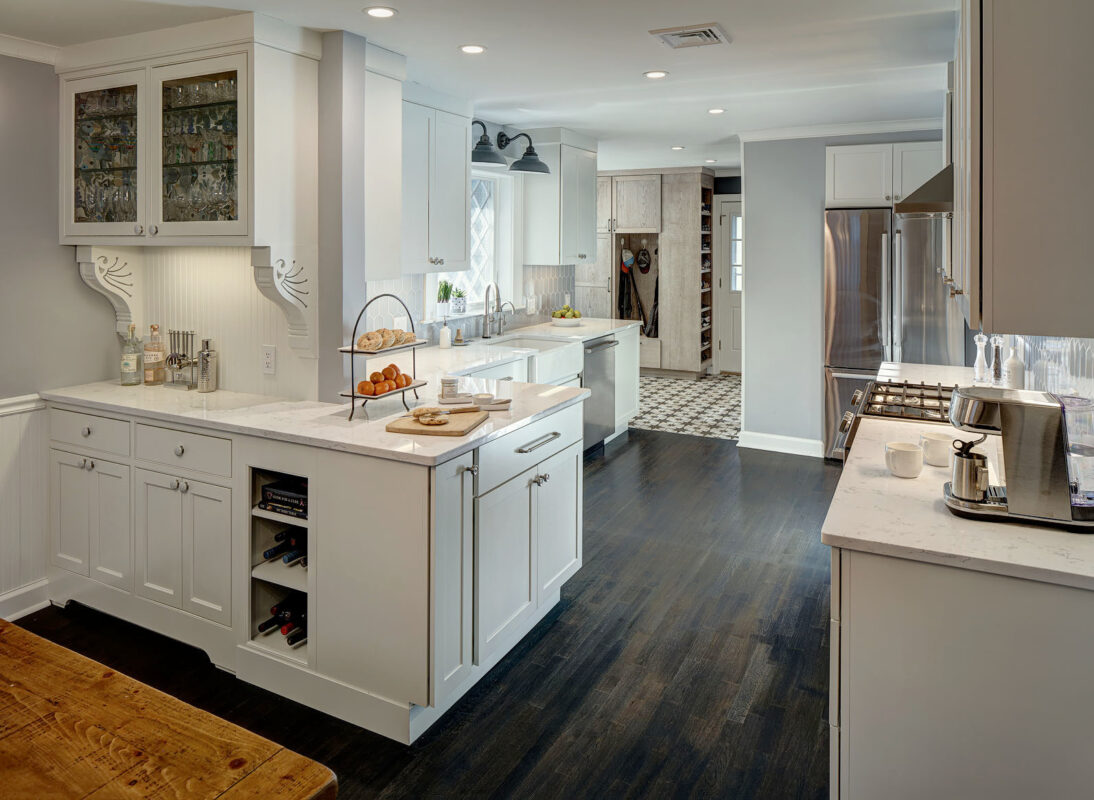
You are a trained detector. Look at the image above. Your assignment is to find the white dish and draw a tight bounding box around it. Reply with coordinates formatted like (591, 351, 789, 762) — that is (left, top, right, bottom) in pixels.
(920, 431, 956, 467)
(472, 393, 494, 406)
(885, 441, 924, 478)
(551, 318, 581, 327)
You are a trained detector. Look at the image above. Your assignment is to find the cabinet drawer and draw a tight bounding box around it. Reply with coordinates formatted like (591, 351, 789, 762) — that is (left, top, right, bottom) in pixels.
(467, 359, 528, 383)
(50, 409, 130, 456)
(135, 424, 231, 477)
(476, 403, 582, 495)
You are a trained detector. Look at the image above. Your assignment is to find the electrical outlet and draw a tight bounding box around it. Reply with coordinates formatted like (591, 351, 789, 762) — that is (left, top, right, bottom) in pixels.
(261, 345, 276, 375)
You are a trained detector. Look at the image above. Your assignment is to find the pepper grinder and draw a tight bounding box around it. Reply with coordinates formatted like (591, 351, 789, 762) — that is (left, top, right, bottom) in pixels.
(198, 339, 217, 393)
(989, 334, 1005, 386)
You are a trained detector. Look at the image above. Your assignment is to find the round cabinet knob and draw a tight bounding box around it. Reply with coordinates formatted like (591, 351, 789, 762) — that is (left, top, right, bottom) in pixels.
(85, 460, 95, 471)
(79, 458, 88, 469)
(884, 194, 891, 201)
(462, 464, 479, 476)
(542, 473, 550, 483)
(170, 479, 180, 491)
(81, 426, 92, 437)
(180, 481, 190, 494)
(174, 444, 185, 457)
(134, 224, 144, 235)
(438, 258, 445, 266)
(150, 224, 159, 235)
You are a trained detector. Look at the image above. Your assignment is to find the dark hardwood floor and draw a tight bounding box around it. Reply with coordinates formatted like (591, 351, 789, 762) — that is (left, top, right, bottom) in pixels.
(18, 429, 841, 799)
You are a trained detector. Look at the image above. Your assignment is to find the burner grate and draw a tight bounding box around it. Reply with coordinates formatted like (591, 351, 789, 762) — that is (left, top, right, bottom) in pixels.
(861, 380, 956, 423)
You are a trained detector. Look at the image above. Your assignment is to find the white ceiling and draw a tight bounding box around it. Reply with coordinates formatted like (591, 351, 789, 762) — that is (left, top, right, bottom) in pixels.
(0, 0, 958, 169)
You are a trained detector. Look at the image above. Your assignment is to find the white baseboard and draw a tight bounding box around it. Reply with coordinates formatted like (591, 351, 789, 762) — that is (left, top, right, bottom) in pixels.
(0, 579, 50, 621)
(736, 430, 825, 459)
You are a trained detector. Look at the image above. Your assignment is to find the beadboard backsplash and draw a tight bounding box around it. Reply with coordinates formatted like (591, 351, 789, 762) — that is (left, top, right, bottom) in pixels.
(1012, 335, 1094, 398)
(143, 248, 317, 399)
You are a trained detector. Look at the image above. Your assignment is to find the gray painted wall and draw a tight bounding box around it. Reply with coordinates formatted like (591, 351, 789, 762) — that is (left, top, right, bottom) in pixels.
(0, 55, 116, 398)
(740, 130, 942, 447)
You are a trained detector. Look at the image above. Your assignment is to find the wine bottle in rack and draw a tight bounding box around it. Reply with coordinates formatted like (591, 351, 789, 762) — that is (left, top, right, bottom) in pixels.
(257, 615, 280, 633)
(286, 626, 307, 647)
(273, 528, 295, 542)
(263, 542, 290, 560)
(281, 549, 304, 564)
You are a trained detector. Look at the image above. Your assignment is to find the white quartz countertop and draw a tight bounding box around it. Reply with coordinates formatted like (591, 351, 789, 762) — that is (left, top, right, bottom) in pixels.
(823, 361, 1094, 591)
(40, 379, 589, 468)
(877, 360, 976, 386)
(510, 318, 641, 342)
(365, 340, 531, 384)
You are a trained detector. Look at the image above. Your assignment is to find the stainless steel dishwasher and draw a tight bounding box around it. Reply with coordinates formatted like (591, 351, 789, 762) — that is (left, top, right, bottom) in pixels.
(582, 335, 618, 448)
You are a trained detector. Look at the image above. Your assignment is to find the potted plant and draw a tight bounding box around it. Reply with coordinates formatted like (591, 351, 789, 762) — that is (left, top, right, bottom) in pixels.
(436, 279, 453, 319)
(451, 287, 467, 315)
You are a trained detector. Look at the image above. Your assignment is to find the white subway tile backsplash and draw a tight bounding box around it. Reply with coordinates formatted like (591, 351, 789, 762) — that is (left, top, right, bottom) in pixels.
(1010, 335, 1094, 398)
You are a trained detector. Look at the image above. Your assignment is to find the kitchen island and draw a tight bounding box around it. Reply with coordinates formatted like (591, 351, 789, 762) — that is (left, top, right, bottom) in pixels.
(824, 364, 1094, 799)
(39, 376, 588, 744)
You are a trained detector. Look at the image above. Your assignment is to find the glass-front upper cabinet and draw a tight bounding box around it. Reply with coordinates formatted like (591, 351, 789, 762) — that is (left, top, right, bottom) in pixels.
(62, 69, 147, 238)
(151, 53, 249, 238)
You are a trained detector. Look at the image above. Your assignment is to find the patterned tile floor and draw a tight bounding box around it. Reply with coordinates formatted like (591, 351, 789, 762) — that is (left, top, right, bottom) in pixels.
(629, 373, 742, 440)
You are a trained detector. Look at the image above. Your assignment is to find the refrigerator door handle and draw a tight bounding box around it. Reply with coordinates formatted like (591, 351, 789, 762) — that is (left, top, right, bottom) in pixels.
(893, 231, 903, 363)
(879, 231, 891, 361)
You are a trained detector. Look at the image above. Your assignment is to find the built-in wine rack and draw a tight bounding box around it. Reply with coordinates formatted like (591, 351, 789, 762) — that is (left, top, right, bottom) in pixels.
(249, 468, 311, 665)
(700, 185, 714, 368)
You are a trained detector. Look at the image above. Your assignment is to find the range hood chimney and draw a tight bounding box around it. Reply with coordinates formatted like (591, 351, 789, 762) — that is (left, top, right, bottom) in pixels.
(893, 163, 953, 218)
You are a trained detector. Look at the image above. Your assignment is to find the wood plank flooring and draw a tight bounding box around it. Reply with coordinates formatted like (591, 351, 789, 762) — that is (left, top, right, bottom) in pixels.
(18, 429, 841, 799)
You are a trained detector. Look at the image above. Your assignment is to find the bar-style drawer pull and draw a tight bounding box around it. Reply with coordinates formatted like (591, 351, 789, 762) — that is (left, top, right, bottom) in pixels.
(584, 340, 619, 355)
(517, 431, 561, 454)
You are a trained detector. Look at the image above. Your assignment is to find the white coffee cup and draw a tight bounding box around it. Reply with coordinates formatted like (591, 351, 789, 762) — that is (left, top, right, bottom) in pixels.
(885, 442, 924, 478)
(920, 431, 956, 467)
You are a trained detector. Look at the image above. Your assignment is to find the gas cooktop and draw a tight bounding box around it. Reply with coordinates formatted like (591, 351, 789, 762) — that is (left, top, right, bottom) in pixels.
(861, 380, 955, 423)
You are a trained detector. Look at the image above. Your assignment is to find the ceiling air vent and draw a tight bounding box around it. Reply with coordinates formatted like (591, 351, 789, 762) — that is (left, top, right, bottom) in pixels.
(649, 23, 731, 49)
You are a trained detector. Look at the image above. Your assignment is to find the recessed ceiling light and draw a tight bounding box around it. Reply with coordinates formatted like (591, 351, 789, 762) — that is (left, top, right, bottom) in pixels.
(671, 145, 685, 151)
(364, 6, 396, 17)
(460, 44, 486, 54)
(708, 108, 725, 115)
(644, 70, 669, 79)
(705, 159, 717, 163)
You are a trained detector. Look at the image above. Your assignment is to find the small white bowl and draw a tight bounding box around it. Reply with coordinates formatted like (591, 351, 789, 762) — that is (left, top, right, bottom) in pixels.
(472, 393, 494, 406)
(885, 442, 924, 478)
(920, 431, 956, 467)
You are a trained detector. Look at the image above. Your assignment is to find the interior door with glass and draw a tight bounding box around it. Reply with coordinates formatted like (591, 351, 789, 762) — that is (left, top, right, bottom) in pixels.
(63, 70, 147, 238)
(151, 53, 248, 238)
(716, 200, 743, 373)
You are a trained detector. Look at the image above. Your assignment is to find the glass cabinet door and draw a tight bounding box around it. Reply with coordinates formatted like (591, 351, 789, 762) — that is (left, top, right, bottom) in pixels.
(152, 54, 249, 238)
(63, 70, 147, 238)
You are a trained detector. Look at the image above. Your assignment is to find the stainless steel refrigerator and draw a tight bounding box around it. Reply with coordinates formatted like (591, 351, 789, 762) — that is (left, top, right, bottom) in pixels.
(823, 208, 965, 459)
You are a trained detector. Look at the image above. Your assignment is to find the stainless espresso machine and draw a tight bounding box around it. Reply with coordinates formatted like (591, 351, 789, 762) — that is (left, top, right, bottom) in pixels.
(944, 386, 1094, 529)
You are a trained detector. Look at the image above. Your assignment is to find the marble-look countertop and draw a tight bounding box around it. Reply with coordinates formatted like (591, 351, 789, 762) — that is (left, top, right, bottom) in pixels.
(823, 361, 1094, 592)
(877, 360, 976, 386)
(40, 379, 589, 468)
(510, 318, 641, 343)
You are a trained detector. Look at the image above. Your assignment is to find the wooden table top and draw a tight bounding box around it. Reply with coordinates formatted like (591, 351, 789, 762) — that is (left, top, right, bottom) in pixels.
(0, 619, 336, 800)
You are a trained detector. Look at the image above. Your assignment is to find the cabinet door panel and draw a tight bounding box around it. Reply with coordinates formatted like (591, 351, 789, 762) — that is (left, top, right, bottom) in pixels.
(50, 450, 90, 575)
(134, 468, 183, 608)
(474, 468, 537, 664)
(62, 70, 147, 239)
(89, 459, 131, 590)
(892, 142, 943, 202)
(613, 326, 640, 426)
(596, 175, 612, 233)
(575, 285, 612, 320)
(401, 101, 432, 273)
(182, 480, 231, 626)
(612, 174, 661, 233)
(430, 110, 470, 270)
(151, 53, 249, 238)
(560, 146, 597, 264)
(432, 454, 474, 706)
(536, 442, 582, 603)
(826, 145, 893, 207)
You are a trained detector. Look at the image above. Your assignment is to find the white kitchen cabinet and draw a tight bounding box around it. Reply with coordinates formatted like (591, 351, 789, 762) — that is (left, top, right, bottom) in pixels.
(465, 358, 528, 383)
(474, 466, 537, 664)
(596, 175, 612, 233)
(523, 142, 598, 266)
(50, 449, 131, 588)
(612, 174, 661, 233)
(402, 101, 471, 273)
(892, 142, 943, 204)
(432, 454, 474, 707)
(181, 479, 232, 625)
(135, 468, 184, 608)
(825, 143, 942, 208)
(613, 325, 640, 430)
(576, 231, 613, 319)
(535, 442, 582, 603)
(135, 467, 231, 624)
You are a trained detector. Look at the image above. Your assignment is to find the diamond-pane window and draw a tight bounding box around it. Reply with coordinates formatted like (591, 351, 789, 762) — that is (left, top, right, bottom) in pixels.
(438, 177, 495, 305)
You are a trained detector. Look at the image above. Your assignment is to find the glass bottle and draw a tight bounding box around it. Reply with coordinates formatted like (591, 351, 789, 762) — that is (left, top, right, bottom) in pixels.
(973, 332, 989, 384)
(144, 324, 166, 385)
(120, 323, 142, 386)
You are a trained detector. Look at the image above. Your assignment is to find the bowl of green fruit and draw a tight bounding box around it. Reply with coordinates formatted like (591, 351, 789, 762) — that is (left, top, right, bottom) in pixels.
(550, 305, 583, 326)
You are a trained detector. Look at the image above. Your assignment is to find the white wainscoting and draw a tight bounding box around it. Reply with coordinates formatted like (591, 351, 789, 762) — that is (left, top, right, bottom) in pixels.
(143, 247, 318, 399)
(0, 395, 49, 620)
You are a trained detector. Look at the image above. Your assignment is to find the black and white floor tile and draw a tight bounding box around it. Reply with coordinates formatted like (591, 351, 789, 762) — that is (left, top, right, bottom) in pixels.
(629, 373, 742, 440)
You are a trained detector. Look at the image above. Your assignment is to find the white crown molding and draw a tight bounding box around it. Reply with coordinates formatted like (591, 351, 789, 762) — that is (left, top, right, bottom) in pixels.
(0, 33, 59, 65)
(736, 431, 825, 459)
(0, 394, 45, 417)
(737, 117, 943, 143)
(252, 246, 314, 353)
(76, 245, 145, 338)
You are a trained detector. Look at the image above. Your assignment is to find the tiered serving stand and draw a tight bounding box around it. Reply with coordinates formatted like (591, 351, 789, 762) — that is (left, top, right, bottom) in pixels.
(341, 293, 427, 420)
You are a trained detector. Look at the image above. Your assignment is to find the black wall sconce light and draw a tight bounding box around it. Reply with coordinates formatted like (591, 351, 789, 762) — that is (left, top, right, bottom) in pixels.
(470, 120, 551, 174)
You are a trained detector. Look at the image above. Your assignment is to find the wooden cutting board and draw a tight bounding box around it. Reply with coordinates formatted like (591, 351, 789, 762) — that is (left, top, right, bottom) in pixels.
(386, 410, 489, 436)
